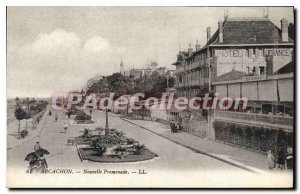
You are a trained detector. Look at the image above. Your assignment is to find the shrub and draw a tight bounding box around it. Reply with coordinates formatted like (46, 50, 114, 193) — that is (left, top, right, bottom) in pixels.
(80, 128, 92, 139)
(75, 110, 92, 121)
(133, 144, 145, 155)
(126, 138, 136, 145)
(89, 138, 107, 157)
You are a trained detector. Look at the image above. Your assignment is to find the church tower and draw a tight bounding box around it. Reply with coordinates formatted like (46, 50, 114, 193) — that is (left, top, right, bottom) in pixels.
(120, 59, 125, 75)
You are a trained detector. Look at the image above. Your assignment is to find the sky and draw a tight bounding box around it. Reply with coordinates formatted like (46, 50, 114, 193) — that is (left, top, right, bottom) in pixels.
(7, 7, 294, 98)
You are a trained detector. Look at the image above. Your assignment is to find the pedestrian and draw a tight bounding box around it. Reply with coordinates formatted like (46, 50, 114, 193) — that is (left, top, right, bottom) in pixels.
(48, 110, 52, 116)
(177, 123, 182, 132)
(90, 109, 93, 115)
(34, 142, 42, 151)
(67, 111, 72, 119)
(267, 150, 275, 170)
(277, 147, 285, 170)
(170, 120, 175, 133)
(286, 145, 293, 170)
(54, 113, 58, 122)
(63, 122, 69, 134)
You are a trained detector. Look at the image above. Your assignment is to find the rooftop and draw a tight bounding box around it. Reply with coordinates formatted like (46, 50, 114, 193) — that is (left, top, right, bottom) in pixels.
(214, 69, 247, 82)
(209, 17, 294, 46)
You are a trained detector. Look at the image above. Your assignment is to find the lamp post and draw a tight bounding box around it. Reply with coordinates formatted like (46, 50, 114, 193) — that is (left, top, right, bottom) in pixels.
(105, 108, 109, 136)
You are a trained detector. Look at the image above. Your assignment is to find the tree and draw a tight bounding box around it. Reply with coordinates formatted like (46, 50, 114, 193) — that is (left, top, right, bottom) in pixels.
(15, 106, 26, 139)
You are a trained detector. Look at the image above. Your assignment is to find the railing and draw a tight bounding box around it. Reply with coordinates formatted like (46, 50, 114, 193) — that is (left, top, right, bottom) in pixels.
(214, 110, 293, 128)
(188, 80, 199, 86)
(175, 66, 185, 74)
(189, 62, 200, 71)
(178, 82, 185, 87)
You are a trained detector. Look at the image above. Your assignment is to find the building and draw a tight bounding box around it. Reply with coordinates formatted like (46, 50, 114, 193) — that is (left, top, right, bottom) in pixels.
(172, 16, 294, 98)
(129, 61, 174, 79)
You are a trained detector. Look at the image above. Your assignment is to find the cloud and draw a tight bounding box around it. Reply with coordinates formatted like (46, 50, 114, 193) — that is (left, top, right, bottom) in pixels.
(29, 29, 82, 54)
(7, 29, 119, 98)
(83, 36, 111, 53)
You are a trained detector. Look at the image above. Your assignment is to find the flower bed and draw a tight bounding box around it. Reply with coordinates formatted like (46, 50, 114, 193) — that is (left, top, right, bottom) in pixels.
(78, 147, 157, 163)
(76, 120, 95, 124)
(71, 127, 158, 163)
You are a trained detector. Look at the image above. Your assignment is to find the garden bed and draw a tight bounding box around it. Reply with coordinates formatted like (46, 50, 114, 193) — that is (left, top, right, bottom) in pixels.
(71, 127, 158, 163)
(76, 120, 95, 124)
(78, 147, 158, 163)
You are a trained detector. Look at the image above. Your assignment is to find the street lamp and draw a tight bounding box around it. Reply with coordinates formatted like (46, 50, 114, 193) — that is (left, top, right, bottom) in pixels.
(105, 108, 109, 136)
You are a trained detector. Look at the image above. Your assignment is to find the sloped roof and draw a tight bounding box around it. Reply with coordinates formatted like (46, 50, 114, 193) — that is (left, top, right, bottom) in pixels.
(206, 17, 294, 46)
(178, 51, 190, 60)
(172, 51, 190, 65)
(274, 61, 294, 75)
(214, 70, 247, 82)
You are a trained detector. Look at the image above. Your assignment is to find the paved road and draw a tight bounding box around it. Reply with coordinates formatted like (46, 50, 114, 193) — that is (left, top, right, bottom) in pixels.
(7, 109, 293, 188)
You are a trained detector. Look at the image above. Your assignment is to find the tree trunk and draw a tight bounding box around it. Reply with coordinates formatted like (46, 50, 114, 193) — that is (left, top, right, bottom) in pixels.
(18, 120, 21, 139)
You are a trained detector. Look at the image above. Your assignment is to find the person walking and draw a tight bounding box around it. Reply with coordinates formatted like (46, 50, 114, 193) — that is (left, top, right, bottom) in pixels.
(63, 122, 69, 134)
(170, 120, 175, 133)
(267, 150, 275, 170)
(277, 147, 286, 170)
(286, 145, 293, 170)
(54, 113, 58, 122)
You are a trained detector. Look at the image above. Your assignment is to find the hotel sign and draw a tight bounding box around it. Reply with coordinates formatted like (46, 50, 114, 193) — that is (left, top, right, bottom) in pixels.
(266, 49, 292, 57)
(219, 49, 243, 58)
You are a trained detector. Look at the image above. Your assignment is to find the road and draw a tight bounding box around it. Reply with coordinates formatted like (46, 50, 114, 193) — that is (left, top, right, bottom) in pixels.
(7, 108, 293, 188)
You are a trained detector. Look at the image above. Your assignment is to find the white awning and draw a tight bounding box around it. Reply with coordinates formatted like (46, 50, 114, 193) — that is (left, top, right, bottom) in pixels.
(278, 79, 293, 102)
(241, 82, 258, 101)
(258, 80, 278, 101)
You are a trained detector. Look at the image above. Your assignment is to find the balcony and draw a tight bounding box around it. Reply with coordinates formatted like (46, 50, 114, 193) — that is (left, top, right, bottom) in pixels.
(188, 62, 200, 71)
(214, 110, 293, 131)
(178, 82, 185, 87)
(175, 66, 186, 74)
(188, 80, 199, 86)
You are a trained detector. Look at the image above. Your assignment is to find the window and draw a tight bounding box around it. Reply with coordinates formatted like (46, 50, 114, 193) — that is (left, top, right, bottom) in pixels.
(179, 76, 182, 83)
(284, 107, 293, 116)
(259, 66, 265, 75)
(262, 104, 272, 114)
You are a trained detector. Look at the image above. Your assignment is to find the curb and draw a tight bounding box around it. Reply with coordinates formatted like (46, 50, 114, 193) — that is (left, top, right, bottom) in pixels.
(120, 117, 257, 174)
(76, 144, 84, 162)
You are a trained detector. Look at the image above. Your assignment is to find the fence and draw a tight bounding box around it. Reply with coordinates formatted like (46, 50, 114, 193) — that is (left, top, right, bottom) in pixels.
(214, 110, 293, 128)
(213, 120, 293, 154)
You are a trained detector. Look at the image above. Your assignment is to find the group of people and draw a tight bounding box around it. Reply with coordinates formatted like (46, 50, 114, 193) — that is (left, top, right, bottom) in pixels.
(170, 120, 183, 133)
(267, 145, 293, 170)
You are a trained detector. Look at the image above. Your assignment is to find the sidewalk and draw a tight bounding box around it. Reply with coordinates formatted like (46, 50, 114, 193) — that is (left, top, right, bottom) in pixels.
(7, 109, 48, 149)
(120, 117, 287, 172)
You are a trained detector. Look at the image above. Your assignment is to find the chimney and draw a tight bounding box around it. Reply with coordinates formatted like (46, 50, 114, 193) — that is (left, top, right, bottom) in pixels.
(218, 20, 223, 43)
(206, 26, 211, 42)
(195, 40, 201, 51)
(188, 43, 193, 56)
(281, 18, 289, 42)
